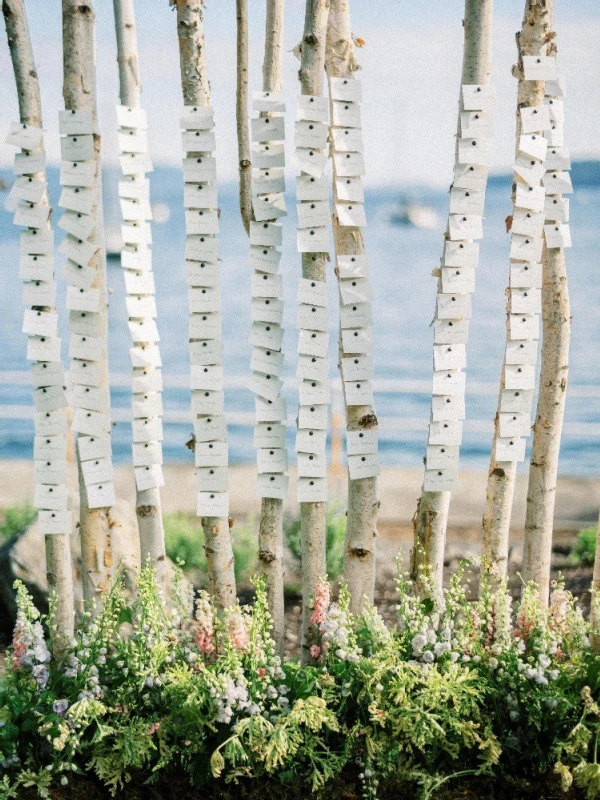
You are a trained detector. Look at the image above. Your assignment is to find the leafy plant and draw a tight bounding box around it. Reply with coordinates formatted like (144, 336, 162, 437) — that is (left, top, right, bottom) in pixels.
(572, 526, 597, 566)
(284, 504, 346, 580)
(0, 503, 37, 542)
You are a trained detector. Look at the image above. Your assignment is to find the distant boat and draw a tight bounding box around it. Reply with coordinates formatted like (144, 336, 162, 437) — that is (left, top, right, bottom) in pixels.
(390, 198, 440, 229)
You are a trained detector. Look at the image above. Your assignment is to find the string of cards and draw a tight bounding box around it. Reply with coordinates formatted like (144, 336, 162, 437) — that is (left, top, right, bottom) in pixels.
(329, 76, 379, 483)
(423, 82, 496, 492)
(56, 108, 116, 509)
(294, 92, 332, 503)
(248, 91, 289, 501)
(6, 120, 71, 533)
(491, 55, 572, 467)
(116, 104, 165, 495)
(180, 105, 229, 518)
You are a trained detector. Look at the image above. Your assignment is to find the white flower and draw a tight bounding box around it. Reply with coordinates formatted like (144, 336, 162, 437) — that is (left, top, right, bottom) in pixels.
(411, 634, 427, 653)
(488, 657, 499, 670)
(421, 650, 434, 663)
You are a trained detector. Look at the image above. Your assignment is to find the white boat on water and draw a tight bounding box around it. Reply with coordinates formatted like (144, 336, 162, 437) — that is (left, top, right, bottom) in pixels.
(390, 199, 440, 229)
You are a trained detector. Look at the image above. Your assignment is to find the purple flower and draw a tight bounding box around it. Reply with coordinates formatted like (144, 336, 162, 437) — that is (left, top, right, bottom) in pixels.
(53, 699, 69, 716)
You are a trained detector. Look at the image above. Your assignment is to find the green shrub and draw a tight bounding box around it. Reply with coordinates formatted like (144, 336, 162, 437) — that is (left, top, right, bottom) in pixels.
(572, 526, 597, 566)
(0, 503, 37, 542)
(284, 504, 346, 580)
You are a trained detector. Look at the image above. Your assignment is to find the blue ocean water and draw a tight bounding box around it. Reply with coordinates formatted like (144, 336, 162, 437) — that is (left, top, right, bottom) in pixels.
(0, 167, 598, 475)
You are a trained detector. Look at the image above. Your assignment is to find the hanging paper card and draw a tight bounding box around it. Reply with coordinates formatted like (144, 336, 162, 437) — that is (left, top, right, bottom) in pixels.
(195, 440, 228, 467)
(255, 395, 287, 423)
(189, 339, 223, 367)
(21, 228, 54, 255)
(251, 298, 283, 325)
(518, 133, 548, 161)
(249, 221, 282, 247)
(69, 309, 102, 337)
(495, 436, 526, 462)
(520, 105, 551, 134)
(335, 176, 364, 203)
(428, 420, 463, 446)
(22, 280, 56, 308)
(68, 333, 102, 361)
(297, 451, 327, 479)
(116, 105, 147, 129)
(341, 328, 372, 354)
(132, 441, 163, 467)
(73, 408, 111, 437)
(344, 380, 374, 406)
(545, 123, 564, 147)
(448, 214, 483, 240)
(461, 84, 496, 111)
(59, 108, 94, 135)
(513, 154, 545, 187)
(38, 509, 71, 535)
(297, 174, 329, 201)
(453, 163, 488, 190)
(510, 263, 543, 289)
(66, 286, 100, 313)
(515, 184, 546, 212)
(545, 76, 566, 97)
(189, 286, 221, 313)
(131, 369, 163, 394)
(14, 150, 46, 175)
(511, 288, 541, 314)
(118, 175, 150, 199)
(197, 491, 229, 518)
(340, 302, 372, 328)
(509, 313, 540, 340)
(348, 452, 379, 480)
(6, 121, 43, 150)
(117, 130, 150, 154)
(70, 359, 102, 387)
(186, 261, 219, 287)
(35, 408, 68, 436)
(33, 385, 66, 414)
(459, 110, 494, 139)
(128, 318, 160, 343)
(86, 481, 116, 509)
(295, 428, 326, 455)
(196, 467, 229, 492)
(337, 254, 369, 279)
(248, 245, 281, 274)
(252, 91, 285, 112)
(251, 115, 285, 143)
(431, 394, 466, 421)
(423, 469, 457, 492)
(522, 55, 556, 81)
(34, 483, 69, 511)
(500, 388, 534, 414)
(20, 254, 54, 282)
(180, 105, 214, 130)
(27, 336, 61, 362)
(185, 208, 220, 236)
(252, 168, 285, 195)
(331, 100, 360, 128)
(31, 361, 64, 387)
(14, 202, 50, 229)
(249, 372, 284, 402)
(297, 403, 328, 430)
(184, 182, 218, 209)
(59, 235, 97, 268)
(432, 370, 466, 396)
(297, 278, 328, 306)
(58, 209, 95, 240)
(251, 348, 284, 377)
(433, 319, 469, 345)
(544, 196, 569, 222)
(126, 295, 158, 319)
(71, 384, 110, 413)
(433, 344, 467, 371)
(122, 248, 153, 272)
(190, 364, 224, 392)
(253, 423, 286, 450)
(443, 240, 479, 267)
(251, 142, 285, 169)
(499, 412, 531, 438)
(257, 448, 288, 474)
(257, 473, 289, 500)
(436, 293, 472, 320)
(546, 97, 564, 123)
(340, 355, 373, 383)
(544, 223, 572, 249)
(339, 278, 372, 305)
(297, 226, 328, 253)
(457, 138, 491, 166)
(298, 380, 331, 406)
(333, 151, 366, 177)
(330, 76, 362, 102)
(332, 129, 364, 157)
(426, 444, 459, 471)
(544, 146, 571, 173)
(119, 196, 153, 222)
(250, 321, 284, 350)
(297, 304, 327, 331)
(297, 477, 327, 502)
(10, 176, 47, 206)
(81, 457, 114, 485)
(189, 313, 221, 340)
(297, 354, 328, 382)
(59, 160, 95, 187)
(297, 329, 329, 358)
(132, 392, 163, 418)
(346, 429, 377, 457)
(336, 202, 366, 227)
(132, 417, 163, 443)
(295, 120, 328, 150)
(297, 95, 328, 122)
(449, 188, 485, 216)
(542, 170, 573, 194)
(509, 233, 543, 263)
(193, 415, 227, 443)
(297, 200, 330, 228)
(23, 309, 58, 337)
(60, 134, 94, 161)
(295, 148, 328, 179)
(511, 208, 545, 238)
(505, 364, 536, 390)
(185, 235, 219, 262)
(182, 155, 217, 183)
(252, 192, 286, 222)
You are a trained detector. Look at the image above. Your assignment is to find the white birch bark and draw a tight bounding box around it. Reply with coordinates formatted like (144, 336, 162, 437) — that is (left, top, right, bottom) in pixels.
(591, 510, 600, 652)
(236, 0, 287, 654)
(412, 0, 494, 602)
(325, 0, 378, 613)
(298, 0, 330, 664)
(112, 0, 168, 589)
(173, 0, 236, 611)
(482, 0, 553, 592)
(522, 1, 570, 606)
(62, 0, 115, 609)
(3, 0, 75, 649)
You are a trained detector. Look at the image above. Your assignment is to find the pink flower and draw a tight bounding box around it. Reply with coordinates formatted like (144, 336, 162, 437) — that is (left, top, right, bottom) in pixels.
(228, 611, 250, 651)
(310, 644, 321, 659)
(195, 594, 214, 656)
(147, 722, 160, 736)
(310, 580, 330, 625)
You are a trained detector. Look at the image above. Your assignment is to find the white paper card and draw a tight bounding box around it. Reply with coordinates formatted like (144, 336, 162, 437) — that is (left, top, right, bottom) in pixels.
(522, 55, 556, 81)
(297, 477, 327, 502)
(257, 473, 289, 500)
(520, 104, 551, 134)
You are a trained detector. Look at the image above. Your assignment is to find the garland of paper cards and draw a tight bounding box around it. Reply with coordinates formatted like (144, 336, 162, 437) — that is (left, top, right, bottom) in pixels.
(329, 75, 379, 482)
(247, 91, 289, 501)
(422, 83, 496, 492)
(6, 121, 71, 533)
(115, 105, 165, 495)
(294, 93, 332, 503)
(489, 55, 572, 467)
(57, 109, 116, 509)
(180, 105, 229, 518)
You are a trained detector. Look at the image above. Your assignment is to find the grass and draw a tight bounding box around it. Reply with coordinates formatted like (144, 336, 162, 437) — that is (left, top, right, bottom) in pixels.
(571, 526, 597, 566)
(283, 503, 346, 581)
(0, 503, 37, 542)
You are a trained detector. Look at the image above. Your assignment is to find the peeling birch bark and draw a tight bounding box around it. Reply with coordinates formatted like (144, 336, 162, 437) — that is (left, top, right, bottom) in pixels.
(413, 0, 494, 602)
(299, 0, 330, 665)
(3, 0, 75, 648)
(112, 0, 168, 589)
(325, 0, 378, 614)
(522, 1, 569, 607)
(174, 0, 236, 612)
(482, 0, 552, 593)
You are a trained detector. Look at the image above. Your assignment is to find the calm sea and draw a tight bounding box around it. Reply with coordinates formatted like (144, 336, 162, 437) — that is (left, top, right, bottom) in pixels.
(1, 166, 599, 476)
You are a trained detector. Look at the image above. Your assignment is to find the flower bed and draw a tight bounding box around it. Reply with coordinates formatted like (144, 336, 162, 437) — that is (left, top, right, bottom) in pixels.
(1, 564, 600, 799)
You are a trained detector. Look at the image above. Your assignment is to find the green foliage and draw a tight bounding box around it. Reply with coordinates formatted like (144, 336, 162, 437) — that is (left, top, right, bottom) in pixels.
(3, 566, 600, 798)
(164, 512, 257, 584)
(0, 503, 37, 541)
(284, 504, 346, 580)
(572, 526, 597, 566)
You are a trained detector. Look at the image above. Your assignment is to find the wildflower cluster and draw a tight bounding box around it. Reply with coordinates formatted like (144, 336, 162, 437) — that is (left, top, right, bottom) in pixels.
(1, 562, 600, 798)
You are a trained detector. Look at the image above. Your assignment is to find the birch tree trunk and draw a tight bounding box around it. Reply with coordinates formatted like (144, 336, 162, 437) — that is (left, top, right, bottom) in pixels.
(112, 0, 168, 589)
(173, 0, 236, 611)
(3, 0, 75, 649)
(412, 0, 494, 601)
(297, 0, 330, 664)
(325, 0, 378, 613)
(522, 1, 569, 606)
(236, 0, 287, 653)
(482, 0, 552, 591)
(591, 510, 600, 652)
